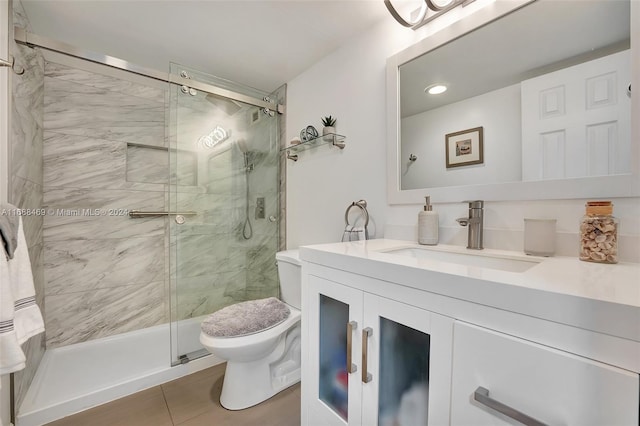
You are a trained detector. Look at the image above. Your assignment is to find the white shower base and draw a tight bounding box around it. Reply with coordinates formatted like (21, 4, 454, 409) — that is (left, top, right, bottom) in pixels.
(17, 319, 220, 426)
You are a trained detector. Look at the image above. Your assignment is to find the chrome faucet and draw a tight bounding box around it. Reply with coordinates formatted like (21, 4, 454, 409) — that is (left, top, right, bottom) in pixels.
(456, 200, 484, 250)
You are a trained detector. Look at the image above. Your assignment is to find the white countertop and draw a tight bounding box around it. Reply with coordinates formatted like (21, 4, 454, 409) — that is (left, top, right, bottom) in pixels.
(299, 239, 640, 342)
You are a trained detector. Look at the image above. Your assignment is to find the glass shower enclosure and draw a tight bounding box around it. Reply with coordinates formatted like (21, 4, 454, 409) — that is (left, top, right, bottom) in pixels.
(168, 64, 281, 364)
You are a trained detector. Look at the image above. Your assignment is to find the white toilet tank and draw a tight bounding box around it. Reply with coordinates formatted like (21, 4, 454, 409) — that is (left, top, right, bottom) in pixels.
(276, 249, 301, 310)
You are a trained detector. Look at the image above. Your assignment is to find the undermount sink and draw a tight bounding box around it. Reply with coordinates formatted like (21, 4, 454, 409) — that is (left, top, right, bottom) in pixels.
(381, 247, 542, 273)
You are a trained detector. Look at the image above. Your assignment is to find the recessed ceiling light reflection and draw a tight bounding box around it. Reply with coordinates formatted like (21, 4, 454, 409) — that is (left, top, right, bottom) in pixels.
(425, 84, 447, 95)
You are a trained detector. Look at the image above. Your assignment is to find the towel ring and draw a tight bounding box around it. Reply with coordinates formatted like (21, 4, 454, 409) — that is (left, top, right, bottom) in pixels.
(344, 200, 369, 229)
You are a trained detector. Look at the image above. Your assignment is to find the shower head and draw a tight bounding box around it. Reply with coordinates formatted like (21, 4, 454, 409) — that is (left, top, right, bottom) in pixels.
(205, 93, 243, 116)
(236, 139, 249, 154)
(236, 139, 254, 172)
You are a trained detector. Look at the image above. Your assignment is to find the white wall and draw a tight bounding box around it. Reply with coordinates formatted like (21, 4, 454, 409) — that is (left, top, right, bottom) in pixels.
(401, 84, 521, 189)
(286, 0, 495, 248)
(286, 0, 640, 261)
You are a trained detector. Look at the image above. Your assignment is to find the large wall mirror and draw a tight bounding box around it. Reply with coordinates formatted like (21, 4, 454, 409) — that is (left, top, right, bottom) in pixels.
(386, 0, 639, 204)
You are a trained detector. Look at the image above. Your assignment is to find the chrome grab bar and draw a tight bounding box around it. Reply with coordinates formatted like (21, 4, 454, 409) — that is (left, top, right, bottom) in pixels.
(473, 387, 548, 426)
(129, 210, 197, 218)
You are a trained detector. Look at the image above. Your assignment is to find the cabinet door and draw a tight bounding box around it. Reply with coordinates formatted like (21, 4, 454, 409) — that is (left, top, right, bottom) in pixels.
(361, 293, 454, 426)
(451, 321, 639, 425)
(308, 275, 364, 426)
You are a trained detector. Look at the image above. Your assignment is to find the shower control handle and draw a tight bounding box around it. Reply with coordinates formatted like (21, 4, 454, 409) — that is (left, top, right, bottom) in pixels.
(175, 215, 185, 225)
(255, 197, 265, 219)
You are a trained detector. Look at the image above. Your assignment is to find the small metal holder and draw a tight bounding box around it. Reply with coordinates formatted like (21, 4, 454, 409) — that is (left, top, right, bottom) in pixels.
(0, 56, 25, 75)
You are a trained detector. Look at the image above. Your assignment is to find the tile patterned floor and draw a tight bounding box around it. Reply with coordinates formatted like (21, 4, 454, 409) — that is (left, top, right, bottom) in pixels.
(45, 363, 301, 426)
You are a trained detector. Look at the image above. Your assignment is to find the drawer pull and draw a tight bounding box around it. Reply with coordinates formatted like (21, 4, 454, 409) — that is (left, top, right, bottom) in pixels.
(346, 321, 358, 374)
(474, 387, 548, 426)
(362, 327, 373, 383)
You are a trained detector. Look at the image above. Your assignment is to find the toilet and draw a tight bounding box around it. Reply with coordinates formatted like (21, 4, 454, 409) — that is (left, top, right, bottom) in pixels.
(200, 249, 302, 410)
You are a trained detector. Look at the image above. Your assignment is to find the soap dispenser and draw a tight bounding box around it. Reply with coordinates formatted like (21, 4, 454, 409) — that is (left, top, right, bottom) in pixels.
(418, 196, 439, 245)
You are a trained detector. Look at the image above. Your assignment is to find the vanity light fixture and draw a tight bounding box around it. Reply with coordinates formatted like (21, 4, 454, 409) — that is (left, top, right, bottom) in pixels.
(384, 0, 428, 28)
(384, 0, 475, 30)
(425, 84, 447, 94)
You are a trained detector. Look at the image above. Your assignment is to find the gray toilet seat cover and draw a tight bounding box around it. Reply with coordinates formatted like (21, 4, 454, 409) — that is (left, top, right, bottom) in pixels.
(201, 297, 290, 338)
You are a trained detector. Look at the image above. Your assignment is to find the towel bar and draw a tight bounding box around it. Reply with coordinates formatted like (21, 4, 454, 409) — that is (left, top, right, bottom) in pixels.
(129, 210, 197, 218)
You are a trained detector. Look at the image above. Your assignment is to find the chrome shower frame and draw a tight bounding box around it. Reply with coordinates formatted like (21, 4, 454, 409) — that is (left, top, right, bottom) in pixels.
(13, 27, 284, 115)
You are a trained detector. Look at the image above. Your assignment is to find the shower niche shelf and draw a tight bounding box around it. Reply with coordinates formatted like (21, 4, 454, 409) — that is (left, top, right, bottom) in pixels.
(282, 133, 346, 161)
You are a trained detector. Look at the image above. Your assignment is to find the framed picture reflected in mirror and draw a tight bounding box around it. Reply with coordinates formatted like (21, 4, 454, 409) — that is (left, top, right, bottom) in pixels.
(445, 126, 483, 168)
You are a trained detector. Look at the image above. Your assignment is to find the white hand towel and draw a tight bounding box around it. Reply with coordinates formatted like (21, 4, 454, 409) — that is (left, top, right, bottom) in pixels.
(341, 225, 354, 242)
(0, 204, 19, 259)
(0, 240, 26, 374)
(0, 217, 44, 375)
(349, 226, 369, 241)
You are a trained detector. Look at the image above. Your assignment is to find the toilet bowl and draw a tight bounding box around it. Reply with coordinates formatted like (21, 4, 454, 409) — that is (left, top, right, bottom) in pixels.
(199, 249, 302, 410)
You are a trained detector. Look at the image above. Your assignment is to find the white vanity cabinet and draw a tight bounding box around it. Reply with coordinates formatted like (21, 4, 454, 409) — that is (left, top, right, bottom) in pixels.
(450, 321, 639, 426)
(305, 274, 454, 426)
(300, 241, 640, 426)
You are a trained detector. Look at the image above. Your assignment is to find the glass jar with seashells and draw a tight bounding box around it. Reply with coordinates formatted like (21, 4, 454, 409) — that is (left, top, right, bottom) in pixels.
(579, 201, 618, 264)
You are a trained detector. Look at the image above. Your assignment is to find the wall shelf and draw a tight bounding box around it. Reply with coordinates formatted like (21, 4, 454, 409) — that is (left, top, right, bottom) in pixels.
(282, 133, 346, 161)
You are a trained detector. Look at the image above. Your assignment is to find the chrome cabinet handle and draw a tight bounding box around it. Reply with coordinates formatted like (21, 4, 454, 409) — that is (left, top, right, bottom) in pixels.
(346, 321, 358, 374)
(361, 327, 373, 383)
(474, 387, 548, 426)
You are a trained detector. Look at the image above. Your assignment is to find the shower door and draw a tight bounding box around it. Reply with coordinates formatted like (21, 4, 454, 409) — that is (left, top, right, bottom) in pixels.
(168, 63, 281, 364)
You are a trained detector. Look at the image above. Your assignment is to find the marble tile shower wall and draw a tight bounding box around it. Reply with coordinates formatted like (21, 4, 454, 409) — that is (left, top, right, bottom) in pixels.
(244, 111, 280, 301)
(42, 62, 167, 348)
(11, 0, 46, 410)
(42, 62, 282, 347)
